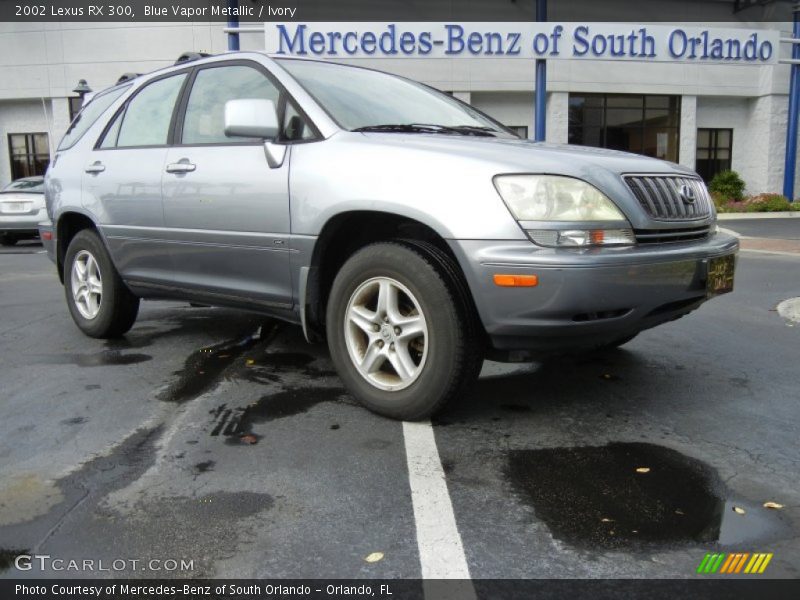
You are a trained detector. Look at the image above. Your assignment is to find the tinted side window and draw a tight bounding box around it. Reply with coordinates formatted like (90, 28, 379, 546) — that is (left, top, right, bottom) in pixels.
(182, 65, 280, 144)
(116, 74, 186, 148)
(99, 110, 123, 149)
(58, 85, 129, 151)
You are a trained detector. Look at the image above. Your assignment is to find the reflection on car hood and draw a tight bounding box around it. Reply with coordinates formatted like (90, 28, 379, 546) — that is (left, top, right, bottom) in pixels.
(349, 132, 693, 177)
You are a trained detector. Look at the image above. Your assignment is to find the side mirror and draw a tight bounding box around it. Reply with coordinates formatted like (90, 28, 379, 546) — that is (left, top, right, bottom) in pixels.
(224, 99, 279, 140)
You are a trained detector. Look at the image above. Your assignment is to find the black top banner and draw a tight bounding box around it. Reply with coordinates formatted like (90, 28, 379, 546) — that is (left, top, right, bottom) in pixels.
(0, 0, 794, 23)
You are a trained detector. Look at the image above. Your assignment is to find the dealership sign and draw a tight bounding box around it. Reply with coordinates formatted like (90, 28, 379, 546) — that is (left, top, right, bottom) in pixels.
(266, 23, 779, 64)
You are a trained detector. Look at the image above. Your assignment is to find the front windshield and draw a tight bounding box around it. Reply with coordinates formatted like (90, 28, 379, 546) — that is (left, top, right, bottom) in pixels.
(277, 59, 515, 137)
(2, 178, 44, 194)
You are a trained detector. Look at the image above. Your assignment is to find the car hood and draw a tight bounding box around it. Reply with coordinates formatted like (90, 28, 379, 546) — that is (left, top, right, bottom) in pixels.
(350, 132, 693, 177)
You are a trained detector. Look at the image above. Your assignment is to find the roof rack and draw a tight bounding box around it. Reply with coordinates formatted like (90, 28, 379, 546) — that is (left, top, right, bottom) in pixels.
(174, 52, 212, 66)
(116, 72, 141, 84)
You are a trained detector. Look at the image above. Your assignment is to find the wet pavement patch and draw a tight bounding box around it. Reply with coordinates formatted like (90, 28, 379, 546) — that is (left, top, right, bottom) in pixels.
(159, 323, 275, 403)
(506, 443, 729, 549)
(0, 549, 27, 572)
(236, 351, 336, 385)
(35, 351, 151, 367)
(174, 491, 273, 520)
(501, 403, 532, 413)
(245, 352, 315, 369)
(211, 387, 347, 444)
(193, 460, 215, 475)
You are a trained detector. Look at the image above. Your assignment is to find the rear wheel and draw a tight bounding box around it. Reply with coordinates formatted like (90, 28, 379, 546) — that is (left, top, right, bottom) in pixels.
(64, 229, 139, 338)
(326, 241, 481, 420)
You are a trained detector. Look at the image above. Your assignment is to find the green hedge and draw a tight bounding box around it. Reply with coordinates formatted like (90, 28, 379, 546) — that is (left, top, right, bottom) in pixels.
(707, 169, 795, 212)
(709, 170, 746, 202)
(714, 193, 796, 213)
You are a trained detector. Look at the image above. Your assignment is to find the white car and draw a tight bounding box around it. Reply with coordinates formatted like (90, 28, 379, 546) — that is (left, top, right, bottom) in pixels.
(0, 176, 46, 246)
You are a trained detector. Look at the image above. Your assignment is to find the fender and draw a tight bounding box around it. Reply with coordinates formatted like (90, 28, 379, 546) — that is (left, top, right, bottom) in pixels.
(53, 208, 111, 282)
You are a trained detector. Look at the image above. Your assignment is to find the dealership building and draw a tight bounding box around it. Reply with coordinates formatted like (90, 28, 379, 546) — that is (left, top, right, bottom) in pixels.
(0, 1, 798, 197)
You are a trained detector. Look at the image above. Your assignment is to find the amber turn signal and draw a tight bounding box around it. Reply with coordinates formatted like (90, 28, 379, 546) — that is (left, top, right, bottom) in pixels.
(493, 274, 538, 287)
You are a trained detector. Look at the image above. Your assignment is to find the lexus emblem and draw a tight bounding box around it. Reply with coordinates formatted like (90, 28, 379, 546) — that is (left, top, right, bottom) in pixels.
(679, 184, 696, 204)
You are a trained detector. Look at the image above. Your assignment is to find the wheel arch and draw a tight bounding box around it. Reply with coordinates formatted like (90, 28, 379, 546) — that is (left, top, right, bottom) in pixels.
(55, 211, 100, 283)
(302, 210, 478, 341)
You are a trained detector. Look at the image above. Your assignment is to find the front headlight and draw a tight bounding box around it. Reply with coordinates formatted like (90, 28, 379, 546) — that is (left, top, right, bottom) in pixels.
(494, 175, 625, 221)
(493, 175, 634, 247)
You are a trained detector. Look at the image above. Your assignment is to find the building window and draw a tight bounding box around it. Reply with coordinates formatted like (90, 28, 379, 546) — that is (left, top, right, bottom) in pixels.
(568, 94, 680, 162)
(696, 128, 732, 182)
(68, 96, 83, 121)
(8, 133, 50, 180)
(507, 125, 528, 139)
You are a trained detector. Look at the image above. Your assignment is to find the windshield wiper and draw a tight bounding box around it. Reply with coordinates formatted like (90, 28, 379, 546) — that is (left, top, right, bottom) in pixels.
(352, 123, 496, 137)
(447, 125, 498, 136)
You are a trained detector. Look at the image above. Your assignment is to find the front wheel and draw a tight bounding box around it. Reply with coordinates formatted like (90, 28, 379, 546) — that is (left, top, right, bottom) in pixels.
(326, 241, 481, 420)
(64, 229, 140, 338)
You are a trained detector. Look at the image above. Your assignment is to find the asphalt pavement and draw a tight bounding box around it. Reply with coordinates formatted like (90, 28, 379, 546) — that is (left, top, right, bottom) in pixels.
(723, 218, 800, 240)
(0, 232, 798, 582)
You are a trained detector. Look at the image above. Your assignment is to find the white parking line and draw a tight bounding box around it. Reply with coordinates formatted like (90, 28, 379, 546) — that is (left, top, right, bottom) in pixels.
(403, 421, 476, 598)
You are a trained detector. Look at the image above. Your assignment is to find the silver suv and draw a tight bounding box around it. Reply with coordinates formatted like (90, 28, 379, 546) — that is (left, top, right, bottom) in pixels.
(42, 52, 738, 420)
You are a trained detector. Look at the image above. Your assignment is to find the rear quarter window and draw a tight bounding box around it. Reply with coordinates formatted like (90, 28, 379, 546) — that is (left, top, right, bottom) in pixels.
(58, 85, 130, 151)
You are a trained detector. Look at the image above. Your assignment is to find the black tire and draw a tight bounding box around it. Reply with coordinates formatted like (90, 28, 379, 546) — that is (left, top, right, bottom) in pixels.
(0, 235, 17, 246)
(326, 241, 482, 420)
(64, 229, 139, 338)
(397, 239, 485, 383)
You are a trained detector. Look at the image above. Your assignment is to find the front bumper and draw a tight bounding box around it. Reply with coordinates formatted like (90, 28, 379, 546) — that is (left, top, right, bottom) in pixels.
(448, 232, 739, 355)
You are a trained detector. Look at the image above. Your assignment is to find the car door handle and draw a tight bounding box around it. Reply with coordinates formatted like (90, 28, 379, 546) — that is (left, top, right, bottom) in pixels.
(84, 162, 105, 174)
(165, 161, 196, 174)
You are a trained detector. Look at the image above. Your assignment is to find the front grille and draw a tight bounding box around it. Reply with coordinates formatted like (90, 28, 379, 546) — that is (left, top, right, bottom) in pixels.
(634, 225, 711, 244)
(624, 175, 712, 221)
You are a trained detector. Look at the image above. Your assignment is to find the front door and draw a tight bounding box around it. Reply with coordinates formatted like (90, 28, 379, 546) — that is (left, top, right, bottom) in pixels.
(161, 63, 292, 308)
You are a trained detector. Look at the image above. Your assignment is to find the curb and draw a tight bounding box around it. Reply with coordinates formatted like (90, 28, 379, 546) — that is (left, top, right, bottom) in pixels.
(719, 228, 800, 256)
(717, 212, 799, 220)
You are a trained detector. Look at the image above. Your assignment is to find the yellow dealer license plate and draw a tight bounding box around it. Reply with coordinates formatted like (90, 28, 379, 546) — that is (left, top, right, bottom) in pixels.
(707, 254, 735, 296)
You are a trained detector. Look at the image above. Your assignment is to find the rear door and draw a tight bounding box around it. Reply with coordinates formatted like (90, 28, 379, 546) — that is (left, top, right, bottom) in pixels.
(161, 62, 292, 309)
(82, 71, 188, 285)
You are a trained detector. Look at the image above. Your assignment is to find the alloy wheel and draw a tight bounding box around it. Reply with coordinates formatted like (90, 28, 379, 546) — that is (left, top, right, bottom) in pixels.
(343, 276, 428, 391)
(70, 250, 103, 319)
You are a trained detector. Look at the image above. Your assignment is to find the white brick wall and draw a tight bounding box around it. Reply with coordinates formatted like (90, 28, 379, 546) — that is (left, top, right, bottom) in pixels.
(696, 94, 800, 196)
(471, 92, 534, 138)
